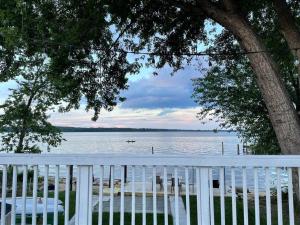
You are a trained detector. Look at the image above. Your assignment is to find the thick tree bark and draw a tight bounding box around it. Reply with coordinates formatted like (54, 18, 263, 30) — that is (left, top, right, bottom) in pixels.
(199, 1, 300, 155)
(273, 0, 300, 62)
(273, 0, 300, 200)
(273, 0, 300, 115)
(232, 22, 300, 155)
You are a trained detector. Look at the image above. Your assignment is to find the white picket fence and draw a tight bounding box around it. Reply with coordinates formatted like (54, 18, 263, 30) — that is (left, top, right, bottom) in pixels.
(0, 154, 300, 225)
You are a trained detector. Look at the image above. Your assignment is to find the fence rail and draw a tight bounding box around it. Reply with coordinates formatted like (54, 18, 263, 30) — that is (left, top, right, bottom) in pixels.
(0, 154, 299, 225)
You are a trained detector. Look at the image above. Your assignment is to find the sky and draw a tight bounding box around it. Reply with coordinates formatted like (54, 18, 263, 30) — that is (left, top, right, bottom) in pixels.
(49, 64, 219, 130)
(0, 21, 223, 130)
(51, 22, 222, 130)
(0, 63, 219, 130)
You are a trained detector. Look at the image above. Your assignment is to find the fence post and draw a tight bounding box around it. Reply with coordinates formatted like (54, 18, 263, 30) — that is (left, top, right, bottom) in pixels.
(200, 167, 211, 225)
(76, 165, 93, 225)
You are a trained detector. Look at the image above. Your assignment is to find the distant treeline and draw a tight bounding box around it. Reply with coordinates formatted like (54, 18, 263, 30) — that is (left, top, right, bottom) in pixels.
(0, 126, 234, 133)
(56, 126, 234, 132)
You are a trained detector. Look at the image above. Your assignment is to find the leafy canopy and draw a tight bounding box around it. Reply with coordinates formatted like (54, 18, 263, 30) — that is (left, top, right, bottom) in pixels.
(1, 0, 300, 153)
(193, 2, 300, 153)
(0, 54, 64, 153)
(0, 0, 140, 120)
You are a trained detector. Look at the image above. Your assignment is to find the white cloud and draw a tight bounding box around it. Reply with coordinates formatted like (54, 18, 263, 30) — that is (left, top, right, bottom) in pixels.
(48, 106, 219, 130)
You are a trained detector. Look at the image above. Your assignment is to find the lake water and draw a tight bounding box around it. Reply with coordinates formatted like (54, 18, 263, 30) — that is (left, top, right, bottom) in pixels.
(49, 131, 240, 155)
(4, 131, 284, 191)
(41, 131, 284, 191)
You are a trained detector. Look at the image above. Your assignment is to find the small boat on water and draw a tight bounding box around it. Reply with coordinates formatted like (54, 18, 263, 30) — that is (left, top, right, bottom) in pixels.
(126, 140, 136, 143)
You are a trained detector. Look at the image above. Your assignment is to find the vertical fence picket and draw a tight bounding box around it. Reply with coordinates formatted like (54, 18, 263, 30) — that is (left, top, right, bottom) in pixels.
(54, 165, 59, 225)
(174, 167, 179, 225)
(196, 168, 201, 225)
(43, 165, 49, 225)
(231, 167, 237, 225)
(163, 166, 168, 225)
(65, 165, 71, 225)
(76, 166, 93, 225)
(11, 165, 17, 225)
(242, 167, 249, 225)
(265, 167, 271, 225)
(288, 168, 295, 225)
(142, 166, 146, 225)
(109, 166, 115, 225)
(120, 166, 125, 225)
(75, 167, 79, 225)
(88, 167, 93, 225)
(98, 165, 104, 225)
(131, 166, 136, 225)
(200, 168, 210, 225)
(32, 165, 38, 225)
(153, 166, 157, 225)
(1, 165, 7, 225)
(209, 168, 215, 225)
(21, 165, 28, 225)
(185, 167, 190, 225)
(277, 167, 283, 225)
(219, 167, 225, 225)
(298, 168, 300, 199)
(254, 167, 260, 225)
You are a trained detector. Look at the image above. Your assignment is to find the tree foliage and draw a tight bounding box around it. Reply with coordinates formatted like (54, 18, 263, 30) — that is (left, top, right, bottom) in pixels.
(0, 54, 64, 153)
(1, 0, 300, 154)
(0, 0, 140, 152)
(192, 1, 300, 154)
(0, 0, 140, 120)
(193, 58, 281, 154)
(105, 0, 300, 154)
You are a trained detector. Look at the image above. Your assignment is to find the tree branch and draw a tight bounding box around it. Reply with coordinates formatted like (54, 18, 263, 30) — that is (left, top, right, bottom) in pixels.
(222, 0, 238, 12)
(273, 0, 300, 49)
(197, 0, 251, 42)
(273, 0, 300, 113)
(197, 0, 228, 22)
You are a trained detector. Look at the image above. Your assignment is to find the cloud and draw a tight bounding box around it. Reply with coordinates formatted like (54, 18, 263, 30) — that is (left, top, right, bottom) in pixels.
(121, 65, 202, 109)
(0, 63, 216, 130)
(48, 106, 219, 130)
(157, 109, 176, 116)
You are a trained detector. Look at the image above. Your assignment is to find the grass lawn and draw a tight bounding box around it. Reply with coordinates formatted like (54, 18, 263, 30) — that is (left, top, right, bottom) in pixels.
(17, 191, 172, 225)
(17, 191, 299, 225)
(184, 196, 267, 225)
(185, 195, 300, 225)
(92, 213, 173, 225)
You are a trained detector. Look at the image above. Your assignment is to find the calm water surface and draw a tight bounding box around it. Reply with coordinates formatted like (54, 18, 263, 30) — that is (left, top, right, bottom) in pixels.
(16, 131, 283, 190)
(50, 131, 239, 155)
(46, 132, 284, 190)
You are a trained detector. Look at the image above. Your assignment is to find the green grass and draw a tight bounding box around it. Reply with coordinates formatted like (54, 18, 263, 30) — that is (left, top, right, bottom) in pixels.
(184, 196, 267, 225)
(184, 195, 300, 225)
(92, 213, 173, 225)
(16, 191, 172, 225)
(16, 192, 300, 225)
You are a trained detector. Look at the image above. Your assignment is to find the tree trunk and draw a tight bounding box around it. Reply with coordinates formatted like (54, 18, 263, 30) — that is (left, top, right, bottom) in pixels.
(201, 7, 300, 155)
(273, 0, 300, 199)
(273, 0, 300, 115)
(200, 1, 300, 200)
(273, 0, 300, 64)
(233, 20, 300, 155)
(16, 90, 36, 153)
(16, 129, 26, 153)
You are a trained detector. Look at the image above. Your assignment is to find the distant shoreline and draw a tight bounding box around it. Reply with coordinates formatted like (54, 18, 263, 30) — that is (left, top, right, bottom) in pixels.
(57, 126, 235, 133)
